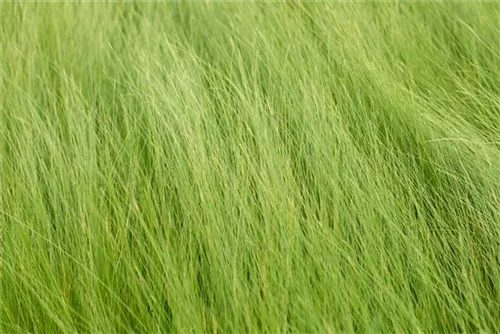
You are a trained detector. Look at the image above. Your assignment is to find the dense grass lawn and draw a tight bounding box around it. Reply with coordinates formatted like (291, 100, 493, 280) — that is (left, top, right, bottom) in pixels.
(1, 2, 500, 333)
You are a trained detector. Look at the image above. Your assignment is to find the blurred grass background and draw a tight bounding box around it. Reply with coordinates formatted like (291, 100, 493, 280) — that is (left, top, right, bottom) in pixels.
(1, 2, 500, 333)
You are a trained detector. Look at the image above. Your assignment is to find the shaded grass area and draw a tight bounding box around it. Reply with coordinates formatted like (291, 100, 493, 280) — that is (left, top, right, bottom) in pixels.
(1, 2, 499, 333)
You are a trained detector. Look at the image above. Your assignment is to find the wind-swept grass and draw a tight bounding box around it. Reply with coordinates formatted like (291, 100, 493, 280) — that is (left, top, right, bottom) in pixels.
(1, 2, 500, 333)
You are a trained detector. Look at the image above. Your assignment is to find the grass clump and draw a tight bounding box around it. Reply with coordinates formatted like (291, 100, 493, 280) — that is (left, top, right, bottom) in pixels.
(1, 2, 500, 333)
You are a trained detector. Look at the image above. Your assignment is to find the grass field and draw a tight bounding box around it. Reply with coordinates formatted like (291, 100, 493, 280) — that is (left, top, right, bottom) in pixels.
(1, 2, 500, 333)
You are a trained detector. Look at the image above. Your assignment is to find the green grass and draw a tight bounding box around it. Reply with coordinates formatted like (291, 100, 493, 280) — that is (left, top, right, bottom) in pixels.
(1, 2, 500, 333)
